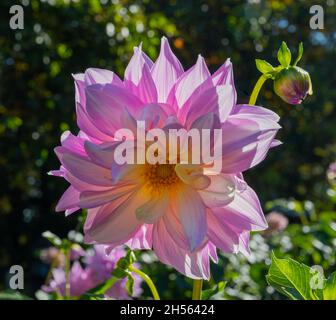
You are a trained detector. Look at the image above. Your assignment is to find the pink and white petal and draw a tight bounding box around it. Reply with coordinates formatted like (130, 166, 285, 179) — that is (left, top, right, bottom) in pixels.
(172, 55, 211, 110)
(60, 131, 86, 156)
(65, 207, 80, 216)
(151, 37, 184, 103)
(231, 104, 280, 122)
(76, 102, 113, 142)
(198, 174, 236, 208)
(124, 46, 157, 104)
(58, 150, 113, 187)
(86, 187, 149, 244)
(85, 84, 142, 137)
(125, 224, 153, 250)
(79, 184, 136, 209)
(221, 116, 280, 173)
(84, 140, 120, 169)
(220, 185, 268, 231)
(73, 73, 86, 105)
(84, 68, 123, 87)
(152, 218, 211, 279)
(56, 185, 80, 213)
(162, 205, 190, 251)
(138, 103, 174, 130)
(206, 209, 239, 253)
(176, 186, 207, 251)
(207, 242, 218, 263)
(185, 85, 235, 126)
(212, 58, 237, 105)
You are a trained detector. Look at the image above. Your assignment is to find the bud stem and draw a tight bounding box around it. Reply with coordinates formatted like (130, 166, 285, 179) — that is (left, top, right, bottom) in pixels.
(129, 265, 160, 300)
(249, 74, 269, 105)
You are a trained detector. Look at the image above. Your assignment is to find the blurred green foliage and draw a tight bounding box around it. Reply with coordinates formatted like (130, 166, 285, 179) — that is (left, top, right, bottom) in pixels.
(0, 0, 335, 298)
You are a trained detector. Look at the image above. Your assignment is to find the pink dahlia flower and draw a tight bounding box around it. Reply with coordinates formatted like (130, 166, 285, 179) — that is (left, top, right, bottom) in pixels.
(43, 245, 142, 299)
(50, 37, 281, 279)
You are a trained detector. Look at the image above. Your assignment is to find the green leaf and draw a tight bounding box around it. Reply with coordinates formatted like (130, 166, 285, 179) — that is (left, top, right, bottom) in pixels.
(42, 231, 62, 247)
(255, 59, 274, 74)
(0, 291, 32, 300)
(79, 277, 119, 299)
(323, 271, 336, 300)
(277, 41, 291, 68)
(293, 42, 303, 66)
(112, 267, 129, 279)
(201, 281, 227, 300)
(266, 252, 322, 300)
(126, 275, 134, 297)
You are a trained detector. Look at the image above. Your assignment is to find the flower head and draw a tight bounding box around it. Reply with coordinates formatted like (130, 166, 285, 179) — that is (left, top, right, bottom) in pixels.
(42, 245, 142, 299)
(263, 211, 289, 237)
(51, 37, 281, 279)
(273, 66, 313, 105)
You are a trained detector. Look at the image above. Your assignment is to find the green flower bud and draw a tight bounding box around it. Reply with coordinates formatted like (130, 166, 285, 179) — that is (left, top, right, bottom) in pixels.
(273, 66, 313, 105)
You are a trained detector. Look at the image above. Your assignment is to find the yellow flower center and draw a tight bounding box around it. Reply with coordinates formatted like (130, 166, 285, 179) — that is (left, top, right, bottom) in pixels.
(143, 163, 180, 191)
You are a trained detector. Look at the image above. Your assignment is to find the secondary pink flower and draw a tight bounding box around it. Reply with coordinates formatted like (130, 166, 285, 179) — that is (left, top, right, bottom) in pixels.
(43, 245, 142, 299)
(263, 211, 289, 237)
(50, 37, 281, 279)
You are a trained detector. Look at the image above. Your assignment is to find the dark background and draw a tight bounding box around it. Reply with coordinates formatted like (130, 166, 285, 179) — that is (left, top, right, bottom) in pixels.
(0, 0, 335, 298)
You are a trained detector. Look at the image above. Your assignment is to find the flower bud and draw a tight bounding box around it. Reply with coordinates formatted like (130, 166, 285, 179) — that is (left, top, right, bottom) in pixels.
(273, 66, 313, 105)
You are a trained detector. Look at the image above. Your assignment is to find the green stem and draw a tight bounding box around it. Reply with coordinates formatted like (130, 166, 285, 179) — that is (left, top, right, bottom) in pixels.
(249, 74, 269, 105)
(192, 279, 203, 300)
(65, 249, 71, 299)
(129, 265, 160, 300)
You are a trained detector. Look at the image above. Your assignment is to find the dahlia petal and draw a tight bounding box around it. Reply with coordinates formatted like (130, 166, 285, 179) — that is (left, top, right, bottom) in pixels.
(151, 37, 184, 103)
(73, 74, 86, 105)
(173, 55, 211, 110)
(125, 224, 153, 250)
(175, 164, 211, 190)
(207, 209, 238, 253)
(56, 185, 80, 213)
(139, 103, 173, 130)
(152, 219, 211, 279)
(162, 205, 190, 250)
(60, 151, 113, 187)
(85, 84, 142, 137)
(270, 139, 283, 148)
(221, 185, 268, 231)
(212, 58, 237, 104)
(84, 141, 120, 169)
(135, 193, 169, 223)
(185, 85, 235, 126)
(80, 185, 136, 209)
(124, 46, 157, 103)
(76, 102, 112, 142)
(87, 188, 148, 244)
(220, 115, 280, 173)
(207, 242, 218, 263)
(232, 104, 280, 122)
(60, 131, 86, 156)
(198, 174, 236, 208)
(84, 68, 123, 86)
(176, 186, 207, 251)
